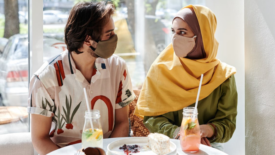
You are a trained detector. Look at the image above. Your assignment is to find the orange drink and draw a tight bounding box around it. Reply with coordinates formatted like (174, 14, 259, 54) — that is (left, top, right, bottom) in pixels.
(180, 107, 200, 153)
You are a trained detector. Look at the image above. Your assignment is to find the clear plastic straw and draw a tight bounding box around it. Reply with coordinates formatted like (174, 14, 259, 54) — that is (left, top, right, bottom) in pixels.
(193, 74, 204, 120)
(83, 88, 94, 131)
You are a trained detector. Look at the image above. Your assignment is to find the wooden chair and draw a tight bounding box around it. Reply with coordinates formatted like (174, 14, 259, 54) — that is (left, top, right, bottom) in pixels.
(129, 90, 150, 137)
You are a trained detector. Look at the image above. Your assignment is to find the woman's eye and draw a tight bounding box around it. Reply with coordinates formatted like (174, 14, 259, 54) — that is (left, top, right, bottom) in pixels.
(180, 31, 186, 35)
(171, 30, 175, 34)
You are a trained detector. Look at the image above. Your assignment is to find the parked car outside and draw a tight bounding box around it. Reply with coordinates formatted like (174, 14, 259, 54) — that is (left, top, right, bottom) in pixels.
(156, 8, 178, 20)
(0, 12, 28, 25)
(0, 38, 8, 54)
(43, 10, 69, 24)
(156, 8, 165, 19)
(0, 34, 66, 106)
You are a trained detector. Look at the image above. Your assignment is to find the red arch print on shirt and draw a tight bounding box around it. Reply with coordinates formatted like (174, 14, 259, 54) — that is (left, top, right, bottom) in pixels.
(91, 96, 113, 131)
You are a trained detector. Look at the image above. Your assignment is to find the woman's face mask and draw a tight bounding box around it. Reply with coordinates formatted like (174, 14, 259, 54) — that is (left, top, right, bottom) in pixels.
(90, 34, 118, 59)
(172, 34, 196, 58)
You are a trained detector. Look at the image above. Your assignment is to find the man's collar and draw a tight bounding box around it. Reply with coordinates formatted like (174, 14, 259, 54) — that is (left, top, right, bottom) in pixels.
(67, 51, 110, 84)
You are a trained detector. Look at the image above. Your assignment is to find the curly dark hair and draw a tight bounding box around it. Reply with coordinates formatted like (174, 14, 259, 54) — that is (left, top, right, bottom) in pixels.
(64, 2, 115, 54)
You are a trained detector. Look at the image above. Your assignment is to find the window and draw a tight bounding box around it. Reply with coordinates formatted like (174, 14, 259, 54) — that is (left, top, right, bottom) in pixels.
(2, 39, 13, 59)
(0, 0, 29, 135)
(42, 0, 205, 89)
(0, 0, 205, 135)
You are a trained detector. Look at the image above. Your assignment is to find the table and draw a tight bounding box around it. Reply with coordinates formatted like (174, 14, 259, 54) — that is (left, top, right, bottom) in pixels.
(0, 106, 28, 125)
(48, 138, 227, 155)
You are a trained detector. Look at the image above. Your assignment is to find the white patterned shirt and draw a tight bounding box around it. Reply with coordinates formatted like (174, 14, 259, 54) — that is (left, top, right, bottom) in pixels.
(28, 51, 135, 147)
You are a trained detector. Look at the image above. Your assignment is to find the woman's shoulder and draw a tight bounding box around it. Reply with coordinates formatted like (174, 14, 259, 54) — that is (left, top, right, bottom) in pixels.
(220, 62, 236, 75)
(222, 74, 236, 85)
(220, 74, 237, 95)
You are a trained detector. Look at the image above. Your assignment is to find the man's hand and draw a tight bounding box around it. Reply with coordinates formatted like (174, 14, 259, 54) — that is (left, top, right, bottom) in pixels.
(109, 105, 130, 138)
(31, 114, 59, 155)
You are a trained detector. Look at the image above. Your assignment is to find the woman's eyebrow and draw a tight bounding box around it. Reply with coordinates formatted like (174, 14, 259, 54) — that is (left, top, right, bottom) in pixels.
(178, 28, 187, 31)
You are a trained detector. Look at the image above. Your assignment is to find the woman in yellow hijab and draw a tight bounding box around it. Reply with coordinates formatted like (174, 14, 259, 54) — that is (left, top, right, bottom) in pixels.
(134, 5, 237, 149)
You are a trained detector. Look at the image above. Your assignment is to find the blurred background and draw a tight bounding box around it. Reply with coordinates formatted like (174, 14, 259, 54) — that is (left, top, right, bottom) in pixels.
(0, 1, 247, 155)
(0, 0, 205, 134)
(5, 0, 275, 155)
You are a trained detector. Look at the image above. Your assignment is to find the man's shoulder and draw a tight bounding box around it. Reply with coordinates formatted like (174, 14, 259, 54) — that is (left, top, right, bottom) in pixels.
(33, 52, 68, 88)
(106, 54, 126, 67)
(35, 54, 62, 76)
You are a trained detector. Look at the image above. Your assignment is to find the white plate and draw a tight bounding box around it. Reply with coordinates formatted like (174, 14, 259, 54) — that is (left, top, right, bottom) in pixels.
(107, 137, 177, 155)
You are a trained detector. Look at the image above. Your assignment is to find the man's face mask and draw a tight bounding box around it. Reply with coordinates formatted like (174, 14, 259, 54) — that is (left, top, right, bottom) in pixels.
(90, 34, 118, 59)
(172, 34, 196, 58)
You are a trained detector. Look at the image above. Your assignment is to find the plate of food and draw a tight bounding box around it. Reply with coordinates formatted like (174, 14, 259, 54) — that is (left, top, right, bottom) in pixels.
(107, 133, 177, 155)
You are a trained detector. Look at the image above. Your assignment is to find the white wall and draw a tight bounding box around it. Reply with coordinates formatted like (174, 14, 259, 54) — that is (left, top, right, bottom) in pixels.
(205, 1, 245, 155)
(245, 0, 275, 154)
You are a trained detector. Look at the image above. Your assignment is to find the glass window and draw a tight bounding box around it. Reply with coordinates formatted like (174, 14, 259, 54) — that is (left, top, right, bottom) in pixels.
(2, 39, 13, 59)
(11, 38, 28, 60)
(0, 0, 207, 135)
(42, 0, 204, 89)
(0, 0, 29, 135)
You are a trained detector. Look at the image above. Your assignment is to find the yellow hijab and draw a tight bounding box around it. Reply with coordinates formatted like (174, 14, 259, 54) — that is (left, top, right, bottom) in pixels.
(135, 5, 236, 117)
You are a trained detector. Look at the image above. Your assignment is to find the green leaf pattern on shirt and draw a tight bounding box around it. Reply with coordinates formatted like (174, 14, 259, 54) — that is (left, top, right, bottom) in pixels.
(62, 95, 82, 124)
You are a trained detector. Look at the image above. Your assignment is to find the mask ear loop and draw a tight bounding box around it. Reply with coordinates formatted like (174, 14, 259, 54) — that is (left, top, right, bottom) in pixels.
(88, 35, 98, 51)
(90, 46, 96, 51)
(88, 38, 100, 57)
(192, 35, 197, 38)
(89, 40, 98, 51)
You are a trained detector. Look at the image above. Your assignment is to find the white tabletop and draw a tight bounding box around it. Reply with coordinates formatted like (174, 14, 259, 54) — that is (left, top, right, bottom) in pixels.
(47, 138, 227, 155)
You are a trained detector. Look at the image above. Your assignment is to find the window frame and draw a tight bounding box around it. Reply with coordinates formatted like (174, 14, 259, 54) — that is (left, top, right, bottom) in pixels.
(28, 0, 44, 132)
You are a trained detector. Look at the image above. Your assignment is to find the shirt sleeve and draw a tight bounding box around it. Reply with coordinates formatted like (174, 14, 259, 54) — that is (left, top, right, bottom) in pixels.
(143, 112, 180, 139)
(28, 75, 56, 117)
(208, 75, 238, 143)
(115, 62, 135, 109)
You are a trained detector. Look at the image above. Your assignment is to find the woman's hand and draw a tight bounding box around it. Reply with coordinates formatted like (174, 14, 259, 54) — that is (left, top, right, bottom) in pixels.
(200, 124, 214, 138)
(201, 137, 211, 146)
(200, 124, 214, 147)
(176, 124, 214, 147)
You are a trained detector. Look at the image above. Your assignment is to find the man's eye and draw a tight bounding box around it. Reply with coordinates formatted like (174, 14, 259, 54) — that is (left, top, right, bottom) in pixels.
(107, 32, 112, 36)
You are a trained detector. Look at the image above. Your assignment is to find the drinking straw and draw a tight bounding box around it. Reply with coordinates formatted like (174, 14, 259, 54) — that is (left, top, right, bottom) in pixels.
(193, 74, 204, 120)
(83, 88, 94, 131)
